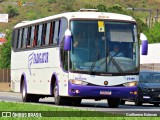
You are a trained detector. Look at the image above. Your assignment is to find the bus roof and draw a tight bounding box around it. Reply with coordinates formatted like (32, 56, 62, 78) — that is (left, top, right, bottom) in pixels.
(14, 12, 136, 28)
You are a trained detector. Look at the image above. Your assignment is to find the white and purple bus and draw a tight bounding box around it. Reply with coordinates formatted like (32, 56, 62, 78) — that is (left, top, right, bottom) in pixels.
(11, 9, 148, 108)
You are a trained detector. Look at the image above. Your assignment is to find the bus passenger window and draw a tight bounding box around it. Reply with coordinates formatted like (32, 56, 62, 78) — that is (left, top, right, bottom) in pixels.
(27, 26, 31, 48)
(49, 21, 55, 45)
(18, 29, 22, 49)
(37, 24, 42, 46)
(22, 27, 28, 49)
(30, 26, 35, 47)
(45, 23, 51, 45)
(53, 20, 60, 45)
(42, 23, 47, 46)
(33, 25, 38, 47)
(21, 28, 24, 48)
(16, 29, 20, 49)
(13, 29, 18, 50)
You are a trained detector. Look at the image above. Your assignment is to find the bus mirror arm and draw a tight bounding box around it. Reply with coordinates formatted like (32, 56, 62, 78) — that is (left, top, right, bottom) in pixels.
(64, 29, 72, 51)
(140, 33, 148, 55)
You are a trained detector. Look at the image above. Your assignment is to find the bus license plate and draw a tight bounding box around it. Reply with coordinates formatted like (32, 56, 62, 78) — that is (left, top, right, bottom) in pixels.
(100, 91, 111, 95)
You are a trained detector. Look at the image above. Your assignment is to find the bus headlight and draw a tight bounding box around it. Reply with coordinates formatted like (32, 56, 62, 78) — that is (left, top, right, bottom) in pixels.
(123, 81, 138, 87)
(69, 80, 88, 85)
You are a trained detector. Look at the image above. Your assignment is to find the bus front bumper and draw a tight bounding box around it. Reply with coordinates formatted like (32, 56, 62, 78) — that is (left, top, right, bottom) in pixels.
(68, 82, 137, 99)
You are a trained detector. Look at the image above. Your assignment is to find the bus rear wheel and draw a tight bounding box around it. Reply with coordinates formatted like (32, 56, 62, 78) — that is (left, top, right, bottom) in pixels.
(22, 81, 30, 102)
(107, 98, 120, 108)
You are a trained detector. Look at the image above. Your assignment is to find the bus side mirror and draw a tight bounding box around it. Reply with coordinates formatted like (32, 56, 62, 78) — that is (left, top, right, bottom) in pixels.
(64, 29, 72, 51)
(140, 33, 148, 55)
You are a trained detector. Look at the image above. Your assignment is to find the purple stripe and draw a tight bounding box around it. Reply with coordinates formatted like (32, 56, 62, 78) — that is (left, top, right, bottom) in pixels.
(68, 81, 137, 98)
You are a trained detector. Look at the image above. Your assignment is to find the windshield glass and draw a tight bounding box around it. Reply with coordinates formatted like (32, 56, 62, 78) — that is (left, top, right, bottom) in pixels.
(139, 72, 160, 83)
(70, 20, 139, 74)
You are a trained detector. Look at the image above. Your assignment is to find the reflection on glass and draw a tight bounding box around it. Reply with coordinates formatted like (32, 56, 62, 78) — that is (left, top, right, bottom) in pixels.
(140, 72, 160, 83)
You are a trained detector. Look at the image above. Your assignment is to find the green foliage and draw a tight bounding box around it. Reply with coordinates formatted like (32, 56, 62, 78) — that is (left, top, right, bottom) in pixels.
(135, 17, 149, 33)
(6, 6, 19, 18)
(0, 30, 11, 68)
(26, 11, 44, 20)
(144, 23, 160, 43)
(48, 0, 57, 4)
(58, 0, 75, 11)
(107, 4, 128, 15)
(84, 4, 95, 9)
(96, 4, 107, 12)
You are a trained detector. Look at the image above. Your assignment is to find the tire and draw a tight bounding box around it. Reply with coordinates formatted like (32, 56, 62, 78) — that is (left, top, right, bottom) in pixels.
(107, 98, 120, 108)
(71, 98, 82, 106)
(120, 100, 125, 105)
(135, 99, 142, 106)
(53, 82, 67, 105)
(154, 103, 159, 107)
(30, 95, 39, 103)
(21, 81, 30, 102)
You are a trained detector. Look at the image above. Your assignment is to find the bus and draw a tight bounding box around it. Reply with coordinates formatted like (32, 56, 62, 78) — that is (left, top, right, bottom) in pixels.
(11, 9, 148, 108)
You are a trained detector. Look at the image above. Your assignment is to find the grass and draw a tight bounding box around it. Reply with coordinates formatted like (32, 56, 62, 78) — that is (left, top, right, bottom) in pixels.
(0, 101, 159, 120)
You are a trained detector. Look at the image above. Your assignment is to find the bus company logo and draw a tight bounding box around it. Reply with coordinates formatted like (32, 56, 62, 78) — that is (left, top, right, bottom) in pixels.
(75, 75, 86, 81)
(126, 77, 135, 81)
(28, 52, 49, 75)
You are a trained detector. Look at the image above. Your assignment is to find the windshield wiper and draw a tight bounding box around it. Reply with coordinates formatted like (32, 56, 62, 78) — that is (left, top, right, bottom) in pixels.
(89, 49, 100, 75)
(108, 53, 124, 73)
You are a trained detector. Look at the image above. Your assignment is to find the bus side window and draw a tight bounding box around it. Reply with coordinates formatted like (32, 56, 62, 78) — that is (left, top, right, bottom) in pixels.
(16, 29, 20, 49)
(21, 28, 24, 48)
(42, 23, 47, 46)
(33, 25, 39, 47)
(53, 20, 60, 45)
(45, 22, 51, 45)
(49, 21, 55, 45)
(18, 29, 22, 49)
(30, 26, 35, 47)
(27, 26, 31, 48)
(37, 24, 42, 47)
(22, 27, 27, 49)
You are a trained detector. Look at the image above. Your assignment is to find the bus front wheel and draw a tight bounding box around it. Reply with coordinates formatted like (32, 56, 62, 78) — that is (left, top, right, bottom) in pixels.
(53, 83, 67, 105)
(107, 98, 120, 108)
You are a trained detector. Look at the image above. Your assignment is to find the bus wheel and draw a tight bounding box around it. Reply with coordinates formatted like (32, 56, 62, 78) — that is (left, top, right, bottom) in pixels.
(53, 83, 66, 105)
(154, 103, 159, 107)
(71, 98, 82, 106)
(120, 99, 125, 105)
(30, 95, 39, 103)
(22, 81, 30, 102)
(135, 99, 142, 106)
(107, 98, 120, 108)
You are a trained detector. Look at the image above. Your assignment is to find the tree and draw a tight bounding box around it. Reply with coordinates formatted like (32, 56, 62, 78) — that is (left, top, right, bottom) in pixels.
(0, 30, 11, 68)
(6, 6, 19, 18)
(96, 4, 107, 12)
(144, 23, 160, 43)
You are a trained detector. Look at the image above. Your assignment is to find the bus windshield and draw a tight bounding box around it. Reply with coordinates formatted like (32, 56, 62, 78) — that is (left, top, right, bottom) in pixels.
(70, 20, 139, 74)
